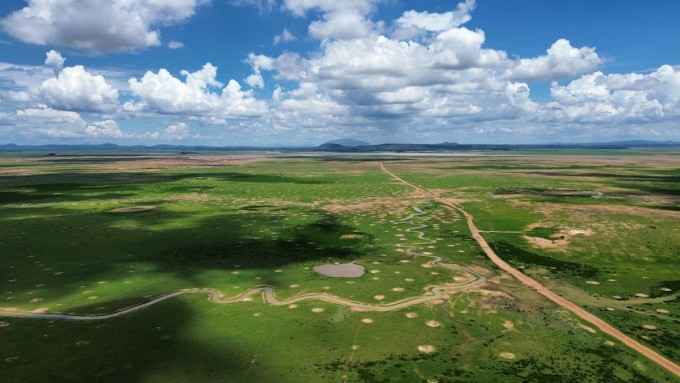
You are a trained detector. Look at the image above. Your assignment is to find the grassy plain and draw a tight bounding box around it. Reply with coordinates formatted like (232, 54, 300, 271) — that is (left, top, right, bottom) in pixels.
(0, 151, 678, 382)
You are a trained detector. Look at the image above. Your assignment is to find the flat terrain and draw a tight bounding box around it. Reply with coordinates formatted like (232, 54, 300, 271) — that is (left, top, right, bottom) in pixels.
(0, 151, 679, 382)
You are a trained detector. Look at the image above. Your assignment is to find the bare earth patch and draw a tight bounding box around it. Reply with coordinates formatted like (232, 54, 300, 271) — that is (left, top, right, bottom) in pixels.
(340, 234, 364, 239)
(642, 324, 657, 330)
(362, 318, 373, 324)
(524, 226, 593, 251)
(503, 320, 514, 330)
(655, 309, 669, 314)
(499, 352, 516, 360)
(578, 324, 597, 334)
(0, 321, 9, 327)
(32, 307, 49, 313)
(417, 345, 435, 353)
(311, 308, 324, 313)
(426, 320, 441, 328)
(405, 312, 417, 318)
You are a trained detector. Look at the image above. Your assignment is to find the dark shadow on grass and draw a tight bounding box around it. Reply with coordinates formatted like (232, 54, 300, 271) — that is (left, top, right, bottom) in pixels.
(146, 213, 376, 279)
(0, 171, 329, 193)
(0, 205, 375, 310)
(1, 298, 281, 383)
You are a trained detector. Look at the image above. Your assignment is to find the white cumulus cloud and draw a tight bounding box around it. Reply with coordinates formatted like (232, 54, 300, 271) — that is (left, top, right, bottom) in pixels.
(504, 39, 601, 81)
(164, 123, 191, 140)
(273, 28, 297, 45)
(39, 65, 119, 112)
(127, 63, 267, 117)
(396, 0, 475, 32)
(548, 65, 680, 122)
(44, 50, 65, 75)
(168, 41, 185, 49)
(85, 119, 129, 138)
(1, 0, 209, 52)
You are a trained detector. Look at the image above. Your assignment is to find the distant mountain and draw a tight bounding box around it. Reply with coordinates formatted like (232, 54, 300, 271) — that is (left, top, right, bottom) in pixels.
(313, 140, 680, 153)
(324, 139, 372, 147)
(1, 140, 678, 154)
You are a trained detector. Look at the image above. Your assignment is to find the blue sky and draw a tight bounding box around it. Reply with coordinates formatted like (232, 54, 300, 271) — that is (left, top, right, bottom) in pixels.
(0, 0, 678, 146)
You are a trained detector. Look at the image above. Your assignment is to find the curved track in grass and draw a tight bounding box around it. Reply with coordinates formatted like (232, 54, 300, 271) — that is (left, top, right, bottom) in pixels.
(0, 206, 485, 320)
(379, 161, 680, 379)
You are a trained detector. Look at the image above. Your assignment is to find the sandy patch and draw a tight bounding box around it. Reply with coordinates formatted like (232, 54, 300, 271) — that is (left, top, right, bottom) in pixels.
(29, 298, 42, 303)
(340, 234, 363, 239)
(655, 309, 669, 314)
(392, 287, 405, 292)
(641, 324, 657, 330)
(405, 312, 417, 318)
(426, 320, 441, 328)
(289, 284, 299, 288)
(351, 345, 360, 350)
(499, 352, 516, 360)
(0, 321, 9, 327)
(660, 287, 672, 292)
(578, 324, 597, 334)
(604, 341, 615, 346)
(288, 304, 297, 309)
(417, 345, 435, 353)
(311, 307, 324, 313)
(503, 320, 514, 330)
(374, 295, 385, 301)
(110, 206, 155, 213)
(635, 293, 649, 298)
(32, 307, 49, 313)
(524, 235, 564, 250)
(362, 318, 374, 324)
(313, 263, 365, 278)
(405, 278, 415, 282)
(586, 281, 600, 285)
(568, 229, 593, 236)
(241, 297, 253, 302)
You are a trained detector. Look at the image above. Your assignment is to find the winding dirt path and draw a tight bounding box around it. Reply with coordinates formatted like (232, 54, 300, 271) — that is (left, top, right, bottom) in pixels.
(0, 206, 485, 320)
(379, 161, 680, 378)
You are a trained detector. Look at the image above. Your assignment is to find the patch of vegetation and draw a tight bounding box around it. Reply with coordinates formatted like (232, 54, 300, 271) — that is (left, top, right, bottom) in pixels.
(490, 241, 598, 278)
(527, 226, 561, 240)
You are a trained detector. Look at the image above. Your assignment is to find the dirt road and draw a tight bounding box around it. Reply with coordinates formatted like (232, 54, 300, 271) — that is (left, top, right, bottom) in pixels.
(379, 161, 680, 378)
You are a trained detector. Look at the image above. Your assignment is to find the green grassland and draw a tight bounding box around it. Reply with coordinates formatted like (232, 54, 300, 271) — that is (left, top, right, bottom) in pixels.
(0, 152, 679, 382)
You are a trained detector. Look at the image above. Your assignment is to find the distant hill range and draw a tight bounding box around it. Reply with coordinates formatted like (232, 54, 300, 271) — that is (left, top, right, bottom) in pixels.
(322, 139, 372, 147)
(0, 140, 678, 154)
(312, 140, 680, 152)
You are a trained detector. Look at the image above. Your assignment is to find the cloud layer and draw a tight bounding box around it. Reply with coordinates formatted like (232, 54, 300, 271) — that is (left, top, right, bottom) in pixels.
(0, 0, 678, 145)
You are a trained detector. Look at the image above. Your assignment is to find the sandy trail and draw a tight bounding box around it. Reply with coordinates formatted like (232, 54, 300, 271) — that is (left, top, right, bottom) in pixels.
(0, 282, 484, 321)
(379, 161, 680, 378)
(0, 205, 485, 321)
